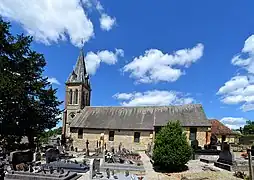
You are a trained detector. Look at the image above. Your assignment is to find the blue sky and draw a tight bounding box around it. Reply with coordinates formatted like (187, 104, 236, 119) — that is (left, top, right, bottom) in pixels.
(1, 0, 254, 129)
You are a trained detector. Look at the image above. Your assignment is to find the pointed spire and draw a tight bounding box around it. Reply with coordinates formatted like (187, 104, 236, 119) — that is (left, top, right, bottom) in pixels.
(66, 43, 89, 84)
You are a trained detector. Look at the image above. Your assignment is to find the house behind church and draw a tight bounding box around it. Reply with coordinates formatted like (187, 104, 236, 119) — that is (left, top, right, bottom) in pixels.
(62, 49, 212, 151)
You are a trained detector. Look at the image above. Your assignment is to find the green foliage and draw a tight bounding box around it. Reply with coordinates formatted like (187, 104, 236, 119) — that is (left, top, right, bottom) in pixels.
(152, 121, 192, 171)
(38, 127, 62, 144)
(0, 18, 62, 149)
(243, 120, 254, 135)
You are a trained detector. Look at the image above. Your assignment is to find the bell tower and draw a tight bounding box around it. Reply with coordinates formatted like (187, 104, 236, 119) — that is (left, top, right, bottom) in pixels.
(62, 47, 91, 138)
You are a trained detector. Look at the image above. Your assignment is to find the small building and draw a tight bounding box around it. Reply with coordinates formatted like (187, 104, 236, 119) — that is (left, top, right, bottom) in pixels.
(209, 119, 240, 144)
(62, 48, 212, 151)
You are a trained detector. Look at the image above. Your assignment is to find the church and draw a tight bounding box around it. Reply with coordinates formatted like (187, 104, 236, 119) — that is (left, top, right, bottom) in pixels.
(62, 49, 212, 151)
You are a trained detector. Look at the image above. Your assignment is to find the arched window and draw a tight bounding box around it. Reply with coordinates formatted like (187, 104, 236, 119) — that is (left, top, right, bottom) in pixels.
(74, 89, 78, 104)
(69, 89, 73, 104)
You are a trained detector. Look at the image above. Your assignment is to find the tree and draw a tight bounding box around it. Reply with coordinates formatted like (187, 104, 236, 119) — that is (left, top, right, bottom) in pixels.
(152, 121, 192, 172)
(38, 127, 62, 144)
(243, 120, 254, 135)
(0, 18, 62, 149)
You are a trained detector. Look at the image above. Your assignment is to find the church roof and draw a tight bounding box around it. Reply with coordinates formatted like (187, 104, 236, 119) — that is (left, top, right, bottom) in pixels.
(66, 49, 89, 84)
(70, 104, 211, 130)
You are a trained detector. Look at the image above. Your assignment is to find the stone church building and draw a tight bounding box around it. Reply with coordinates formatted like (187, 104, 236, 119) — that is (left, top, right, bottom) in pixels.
(62, 49, 212, 151)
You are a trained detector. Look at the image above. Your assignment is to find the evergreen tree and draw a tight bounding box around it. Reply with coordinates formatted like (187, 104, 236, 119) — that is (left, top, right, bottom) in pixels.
(0, 18, 62, 149)
(152, 121, 192, 172)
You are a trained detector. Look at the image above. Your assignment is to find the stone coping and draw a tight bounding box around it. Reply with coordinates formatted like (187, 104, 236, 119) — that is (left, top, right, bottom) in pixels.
(5, 171, 81, 180)
(101, 162, 145, 172)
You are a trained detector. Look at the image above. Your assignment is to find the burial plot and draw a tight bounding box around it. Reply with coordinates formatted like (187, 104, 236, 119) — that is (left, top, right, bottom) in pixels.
(45, 148, 60, 164)
(214, 142, 234, 171)
(9, 150, 33, 171)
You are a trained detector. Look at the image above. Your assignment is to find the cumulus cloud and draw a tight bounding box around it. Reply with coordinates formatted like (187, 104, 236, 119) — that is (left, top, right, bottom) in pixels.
(220, 117, 247, 129)
(85, 49, 124, 75)
(100, 14, 116, 31)
(123, 43, 204, 84)
(0, 0, 116, 47)
(113, 90, 195, 106)
(47, 77, 61, 85)
(217, 35, 254, 112)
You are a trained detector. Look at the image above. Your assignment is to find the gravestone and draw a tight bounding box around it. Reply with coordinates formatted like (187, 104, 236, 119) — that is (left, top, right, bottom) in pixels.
(191, 140, 199, 150)
(118, 142, 122, 152)
(86, 140, 89, 156)
(217, 143, 233, 165)
(147, 143, 151, 153)
(45, 148, 60, 164)
(209, 134, 218, 150)
(9, 150, 33, 170)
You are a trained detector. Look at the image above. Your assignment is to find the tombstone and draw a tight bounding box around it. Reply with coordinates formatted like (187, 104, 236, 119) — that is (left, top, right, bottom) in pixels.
(45, 148, 60, 164)
(104, 143, 107, 150)
(75, 147, 78, 152)
(147, 143, 151, 153)
(118, 142, 122, 152)
(111, 147, 115, 154)
(9, 150, 33, 171)
(97, 140, 99, 148)
(99, 141, 101, 148)
(49, 166, 54, 174)
(209, 134, 218, 150)
(217, 142, 233, 165)
(70, 146, 74, 151)
(86, 140, 89, 156)
(191, 140, 199, 150)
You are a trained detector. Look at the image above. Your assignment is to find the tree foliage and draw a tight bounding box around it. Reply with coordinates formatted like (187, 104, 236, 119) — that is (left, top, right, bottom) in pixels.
(152, 121, 192, 172)
(38, 127, 62, 144)
(243, 120, 254, 135)
(0, 18, 62, 149)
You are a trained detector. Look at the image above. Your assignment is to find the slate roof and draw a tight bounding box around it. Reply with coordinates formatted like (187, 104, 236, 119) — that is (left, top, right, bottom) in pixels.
(210, 119, 236, 135)
(70, 104, 211, 130)
(66, 49, 90, 87)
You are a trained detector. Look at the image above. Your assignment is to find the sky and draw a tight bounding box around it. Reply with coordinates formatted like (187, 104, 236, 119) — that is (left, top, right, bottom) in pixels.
(1, 0, 254, 130)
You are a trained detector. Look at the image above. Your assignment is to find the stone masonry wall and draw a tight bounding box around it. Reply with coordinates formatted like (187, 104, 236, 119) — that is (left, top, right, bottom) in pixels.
(71, 126, 209, 151)
(71, 128, 153, 151)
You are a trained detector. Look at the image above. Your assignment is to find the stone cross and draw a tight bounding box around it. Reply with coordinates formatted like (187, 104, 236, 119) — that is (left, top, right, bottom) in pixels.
(86, 140, 89, 156)
(118, 142, 122, 152)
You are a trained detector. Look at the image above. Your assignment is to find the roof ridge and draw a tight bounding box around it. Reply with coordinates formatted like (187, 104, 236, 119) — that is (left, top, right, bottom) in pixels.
(85, 104, 202, 108)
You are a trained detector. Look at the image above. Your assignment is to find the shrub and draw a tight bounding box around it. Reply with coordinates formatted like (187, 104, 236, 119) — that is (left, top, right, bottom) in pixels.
(152, 121, 192, 172)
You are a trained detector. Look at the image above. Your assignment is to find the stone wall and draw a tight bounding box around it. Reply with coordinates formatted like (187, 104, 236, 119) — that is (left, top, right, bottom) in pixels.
(71, 128, 153, 151)
(70, 126, 209, 151)
(184, 127, 209, 147)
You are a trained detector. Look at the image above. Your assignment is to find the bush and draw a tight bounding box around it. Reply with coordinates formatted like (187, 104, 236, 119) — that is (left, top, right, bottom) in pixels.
(152, 121, 192, 172)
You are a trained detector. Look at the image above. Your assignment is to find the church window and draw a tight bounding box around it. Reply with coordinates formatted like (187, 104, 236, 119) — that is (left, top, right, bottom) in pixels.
(69, 89, 73, 104)
(109, 131, 115, 141)
(74, 89, 78, 104)
(189, 128, 197, 141)
(78, 129, 83, 139)
(134, 132, 140, 143)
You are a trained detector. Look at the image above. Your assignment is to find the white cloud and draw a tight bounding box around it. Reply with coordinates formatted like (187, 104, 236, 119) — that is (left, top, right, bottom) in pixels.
(47, 77, 60, 85)
(0, 0, 116, 47)
(113, 90, 195, 106)
(217, 35, 254, 112)
(0, 0, 94, 47)
(100, 14, 116, 31)
(85, 49, 124, 75)
(123, 43, 204, 84)
(220, 117, 247, 129)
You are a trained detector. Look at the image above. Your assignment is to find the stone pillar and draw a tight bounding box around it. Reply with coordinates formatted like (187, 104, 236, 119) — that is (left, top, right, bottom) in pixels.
(90, 159, 94, 179)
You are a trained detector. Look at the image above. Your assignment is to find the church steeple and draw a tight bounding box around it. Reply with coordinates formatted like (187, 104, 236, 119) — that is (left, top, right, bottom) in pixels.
(66, 48, 89, 85)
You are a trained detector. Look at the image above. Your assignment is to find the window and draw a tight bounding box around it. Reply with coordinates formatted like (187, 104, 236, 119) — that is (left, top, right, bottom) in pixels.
(69, 89, 73, 104)
(78, 129, 83, 139)
(74, 89, 78, 104)
(189, 128, 197, 141)
(109, 131, 115, 141)
(134, 132, 140, 143)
